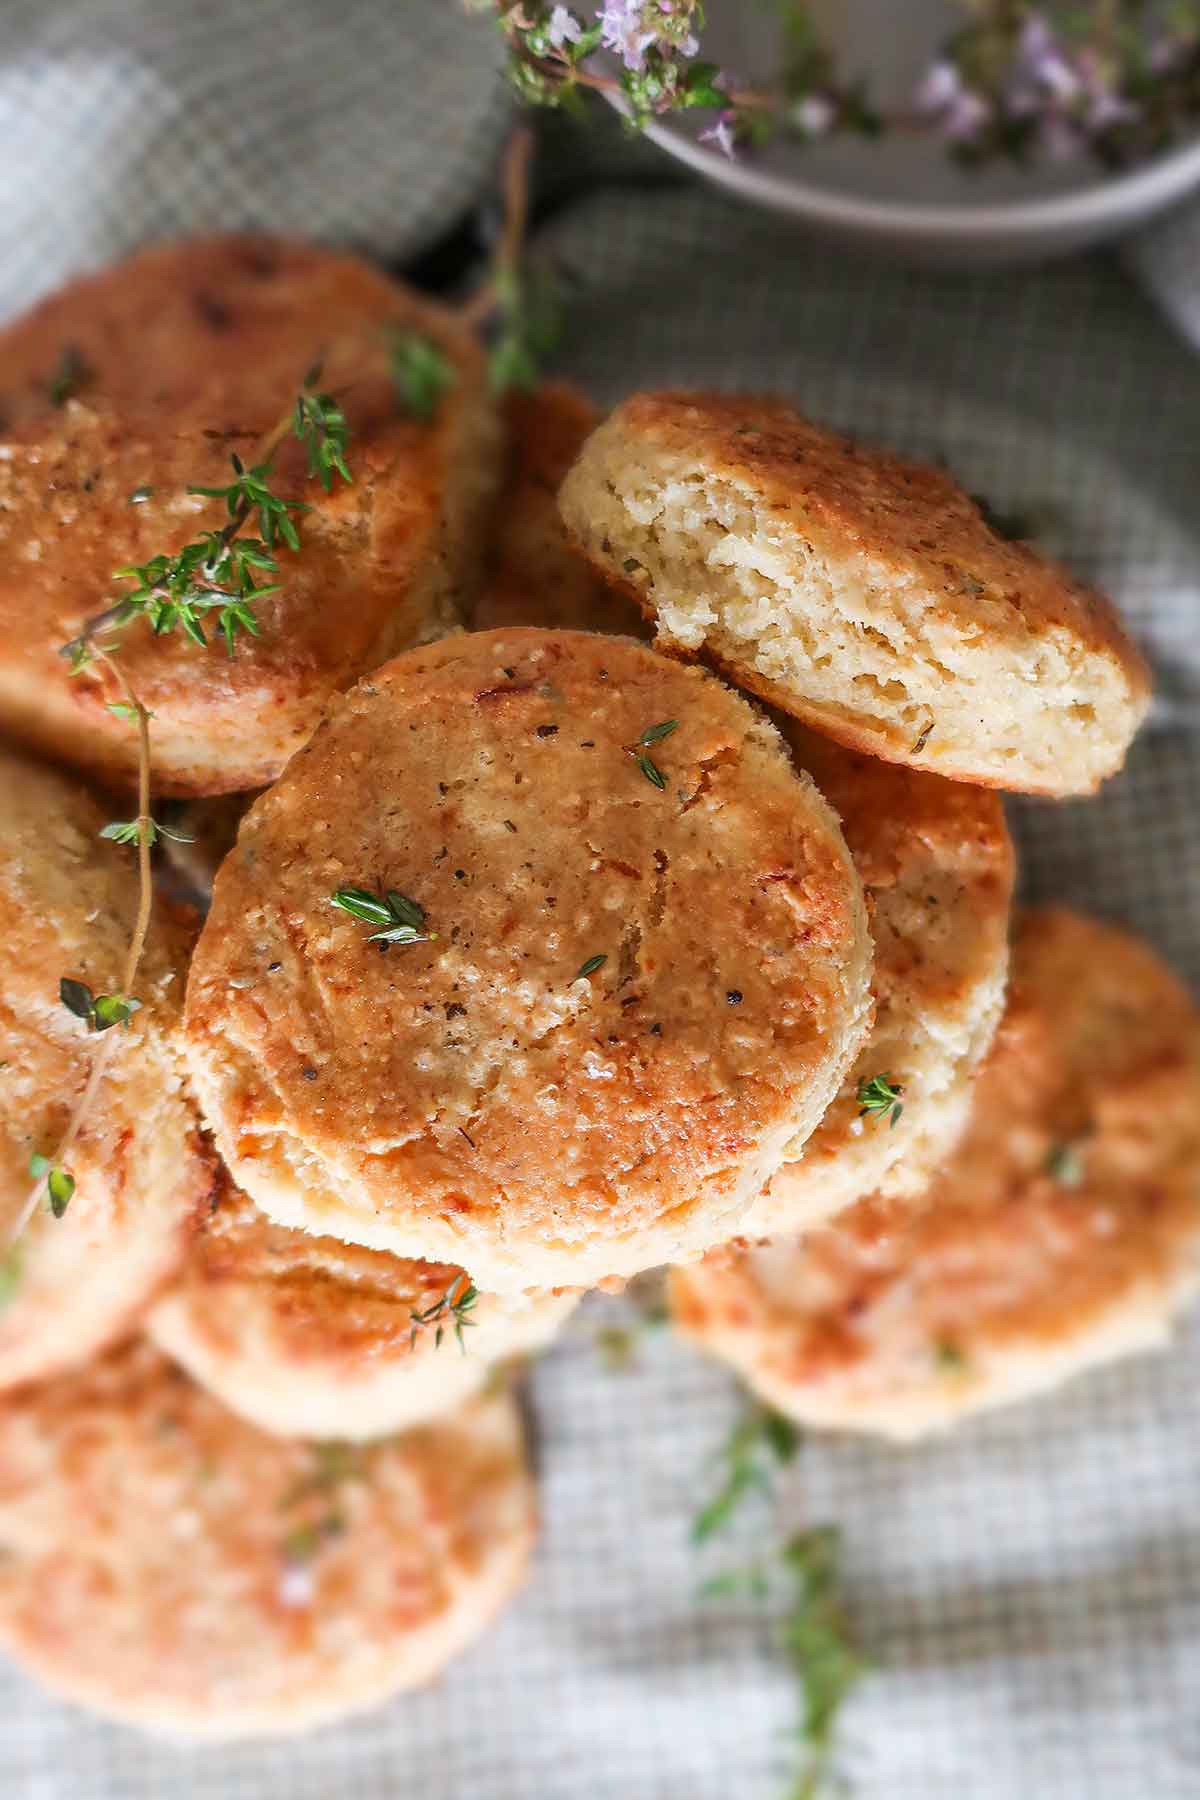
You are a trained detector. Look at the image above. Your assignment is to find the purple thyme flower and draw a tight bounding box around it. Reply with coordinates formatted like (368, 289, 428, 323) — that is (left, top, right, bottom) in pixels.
(1076, 49, 1140, 131)
(700, 110, 737, 158)
(916, 58, 992, 142)
(598, 0, 699, 72)
(599, 1, 657, 70)
(548, 5, 582, 49)
(1016, 15, 1081, 104)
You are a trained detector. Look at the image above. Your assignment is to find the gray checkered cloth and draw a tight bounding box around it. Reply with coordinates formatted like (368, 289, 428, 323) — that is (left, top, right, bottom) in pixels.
(3, 11, 1200, 1800)
(1127, 196, 1200, 348)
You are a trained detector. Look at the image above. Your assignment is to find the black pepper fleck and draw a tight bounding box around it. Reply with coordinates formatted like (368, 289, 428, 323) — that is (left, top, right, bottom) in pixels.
(536, 724, 559, 738)
(726, 989, 743, 1006)
(302, 1067, 318, 1082)
(267, 961, 282, 973)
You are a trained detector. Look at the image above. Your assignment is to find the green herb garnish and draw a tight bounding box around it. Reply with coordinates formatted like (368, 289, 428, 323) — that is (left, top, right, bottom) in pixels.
(488, 263, 565, 394)
(329, 886, 435, 946)
(189, 453, 307, 550)
(59, 977, 141, 1033)
(46, 345, 91, 407)
(409, 1273, 479, 1351)
(699, 1525, 867, 1798)
(692, 1405, 799, 1543)
(857, 1073, 904, 1128)
(389, 332, 456, 422)
(1045, 1142, 1084, 1187)
(0, 1249, 21, 1311)
(779, 1527, 868, 1800)
(99, 817, 193, 848)
(28, 1152, 75, 1218)
(626, 718, 678, 790)
(575, 953, 607, 981)
(292, 386, 351, 492)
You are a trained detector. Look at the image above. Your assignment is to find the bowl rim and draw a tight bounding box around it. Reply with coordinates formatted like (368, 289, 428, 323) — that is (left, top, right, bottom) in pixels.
(643, 113, 1200, 243)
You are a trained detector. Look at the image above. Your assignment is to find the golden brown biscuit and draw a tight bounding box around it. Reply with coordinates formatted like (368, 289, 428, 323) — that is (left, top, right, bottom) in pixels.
(0, 748, 213, 1387)
(0, 1340, 534, 1740)
(0, 236, 501, 795)
(148, 1167, 578, 1439)
(472, 383, 646, 636)
(185, 628, 873, 1293)
(741, 721, 1015, 1237)
(559, 393, 1150, 795)
(672, 909, 1200, 1437)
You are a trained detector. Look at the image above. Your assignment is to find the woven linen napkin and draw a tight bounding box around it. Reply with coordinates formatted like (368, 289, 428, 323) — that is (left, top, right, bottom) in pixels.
(1126, 194, 1200, 349)
(0, 11, 1198, 1796)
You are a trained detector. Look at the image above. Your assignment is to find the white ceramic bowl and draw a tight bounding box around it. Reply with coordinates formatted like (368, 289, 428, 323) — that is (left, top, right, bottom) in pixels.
(641, 0, 1200, 266)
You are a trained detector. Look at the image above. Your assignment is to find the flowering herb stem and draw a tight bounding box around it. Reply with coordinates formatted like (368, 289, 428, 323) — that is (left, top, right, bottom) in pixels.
(477, 2, 1200, 170)
(409, 1274, 480, 1351)
(11, 656, 154, 1247)
(12, 373, 352, 1252)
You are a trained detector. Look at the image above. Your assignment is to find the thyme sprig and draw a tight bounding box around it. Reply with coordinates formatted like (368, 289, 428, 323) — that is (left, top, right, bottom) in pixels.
(409, 1274, 479, 1351)
(13, 657, 154, 1241)
(46, 344, 92, 408)
(61, 365, 350, 669)
(27, 1155, 74, 1218)
(1045, 1140, 1084, 1187)
(99, 815, 193, 848)
(478, 2, 1200, 172)
(10, 373, 353, 1253)
(692, 1404, 799, 1543)
(857, 1073, 904, 1128)
(626, 718, 678, 790)
(59, 977, 141, 1034)
(389, 332, 457, 421)
(778, 1527, 868, 1800)
(694, 1406, 866, 1798)
(330, 886, 436, 946)
(458, 126, 567, 394)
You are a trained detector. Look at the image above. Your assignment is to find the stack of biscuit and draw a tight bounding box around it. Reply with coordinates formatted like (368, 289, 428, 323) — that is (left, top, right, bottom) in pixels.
(0, 238, 1195, 1744)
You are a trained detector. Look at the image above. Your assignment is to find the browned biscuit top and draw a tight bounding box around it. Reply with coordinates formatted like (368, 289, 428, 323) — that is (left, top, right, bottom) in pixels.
(473, 383, 645, 637)
(676, 907, 1200, 1391)
(160, 1166, 475, 1369)
(0, 1339, 533, 1737)
(743, 721, 1014, 1233)
(185, 628, 870, 1285)
(610, 391, 1149, 692)
(0, 236, 493, 793)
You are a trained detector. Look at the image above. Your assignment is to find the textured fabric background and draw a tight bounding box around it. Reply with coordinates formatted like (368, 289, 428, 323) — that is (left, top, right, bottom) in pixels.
(2, 7, 1199, 1798)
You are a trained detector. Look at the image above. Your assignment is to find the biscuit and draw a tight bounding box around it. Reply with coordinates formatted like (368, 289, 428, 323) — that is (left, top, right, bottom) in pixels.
(559, 393, 1150, 795)
(472, 383, 646, 637)
(0, 748, 213, 1388)
(671, 909, 1200, 1437)
(149, 1166, 577, 1439)
(184, 628, 873, 1293)
(741, 721, 1014, 1237)
(0, 236, 501, 794)
(0, 1340, 534, 1739)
